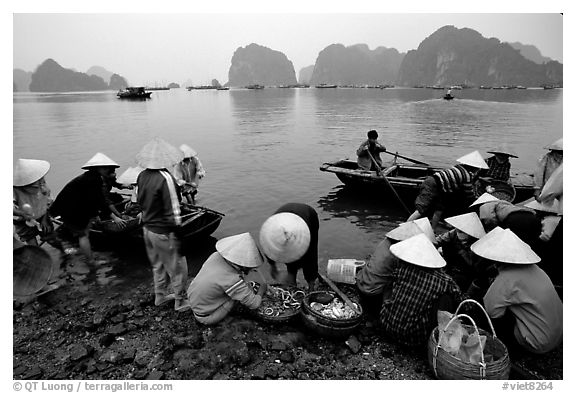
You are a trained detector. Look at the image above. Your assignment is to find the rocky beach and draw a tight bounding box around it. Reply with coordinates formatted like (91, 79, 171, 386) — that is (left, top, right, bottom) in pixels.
(13, 246, 562, 381)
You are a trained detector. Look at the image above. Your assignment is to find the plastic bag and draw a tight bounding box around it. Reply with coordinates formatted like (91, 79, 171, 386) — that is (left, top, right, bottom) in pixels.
(458, 333, 487, 365)
(437, 310, 465, 356)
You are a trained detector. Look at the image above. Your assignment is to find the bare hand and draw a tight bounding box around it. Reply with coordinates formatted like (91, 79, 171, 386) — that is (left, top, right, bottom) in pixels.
(112, 215, 127, 229)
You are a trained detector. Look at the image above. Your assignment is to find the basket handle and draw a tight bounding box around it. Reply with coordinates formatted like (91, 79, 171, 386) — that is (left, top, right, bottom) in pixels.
(434, 313, 487, 379)
(454, 298, 498, 338)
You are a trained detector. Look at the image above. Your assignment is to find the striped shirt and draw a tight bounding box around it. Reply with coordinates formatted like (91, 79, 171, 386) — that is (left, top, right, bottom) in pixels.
(380, 263, 463, 347)
(433, 165, 473, 194)
(187, 252, 262, 317)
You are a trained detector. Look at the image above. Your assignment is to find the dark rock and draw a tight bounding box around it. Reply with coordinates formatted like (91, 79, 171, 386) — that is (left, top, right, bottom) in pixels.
(13, 365, 27, 376)
(251, 364, 267, 380)
(120, 348, 136, 363)
(99, 349, 120, 363)
(265, 364, 280, 379)
(146, 370, 164, 380)
(269, 340, 289, 351)
(345, 335, 362, 354)
(134, 350, 152, 367)
(279, 350, 295, 363)
(111, 314, 126, 323)
(134, 369, 148, 379)
(159, 361, 173, 371)
(93, 312, 105, 326)
(70, 344, 89, 361)
(172, 333, 203, 349)
(99, 334, 115, 348)
(22, 365, 42, 379)
(85, 359, 97, 375)
(279, 370, 293, 379)
(95, 361, 110, 371)
(108, 323, 127, 336)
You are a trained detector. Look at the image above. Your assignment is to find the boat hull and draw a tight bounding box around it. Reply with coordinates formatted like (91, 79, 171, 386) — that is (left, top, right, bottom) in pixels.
(320, 160, 535, 205)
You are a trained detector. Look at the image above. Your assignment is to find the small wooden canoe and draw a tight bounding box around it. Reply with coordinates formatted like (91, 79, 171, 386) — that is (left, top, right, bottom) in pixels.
(320, 159, 535, 204)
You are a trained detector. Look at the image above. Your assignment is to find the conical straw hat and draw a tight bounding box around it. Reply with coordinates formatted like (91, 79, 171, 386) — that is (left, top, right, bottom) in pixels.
(471, 227, 540, 264)
(385, 222, 424, 242)
(524, 199, 561, 214)
(13, 159, 50, 187)
(456, 150, 489, 169)
(412, 217, 436, 243)
(545, 138, 563, 151)
(389, 233, 447, 268)
(445, 212, 486, 239)
(179, 144, 198, 158)
(117, 166, 144, 185)
(136, 137, 184, 169)
(259, 212, 311, 264)
(81, 152, 120, 169)
(470, 192, 500, 207)
(13, 245, 54, 296)
(215, 233, 263, 268)
(487, 143, 518, 158)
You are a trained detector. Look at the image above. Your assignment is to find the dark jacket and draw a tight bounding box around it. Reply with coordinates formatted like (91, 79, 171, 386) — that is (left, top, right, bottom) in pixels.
(137, 169, 182, 234)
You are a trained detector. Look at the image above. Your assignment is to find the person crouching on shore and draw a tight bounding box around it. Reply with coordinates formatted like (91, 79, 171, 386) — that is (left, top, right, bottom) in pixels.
(188, 233, 268, 325)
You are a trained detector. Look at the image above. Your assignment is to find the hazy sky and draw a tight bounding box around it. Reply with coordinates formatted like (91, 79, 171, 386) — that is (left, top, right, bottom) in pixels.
(12, 10, 564, 86)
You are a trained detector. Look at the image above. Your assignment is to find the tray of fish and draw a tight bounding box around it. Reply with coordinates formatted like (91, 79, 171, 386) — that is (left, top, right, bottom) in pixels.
(248, 282, 306, 322)
(309, 298, 360, 320)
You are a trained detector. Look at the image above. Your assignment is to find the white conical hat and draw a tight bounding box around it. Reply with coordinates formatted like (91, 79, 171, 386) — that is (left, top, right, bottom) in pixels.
(13, 159, 50, 187)
(470, 192, 500, 207)
(117, 166, 144, 185)
(524, 199, 561, 214)
(179, 144, 198, 158)
(386, 222, 424, 242)
(389, 233, 447, 268)
(259, 212, 311, 264)
(81, 152, 120, 169)
(215, 232, 264, 268)
(456, 150, 489, 169)
(412, 217, 436, 243)
(487, 143, 518, 158)
(545, 138, 563, 151)
(471, 227, 541, 264)
(445, 212, 486, 239)
(136, 137, 184, 169)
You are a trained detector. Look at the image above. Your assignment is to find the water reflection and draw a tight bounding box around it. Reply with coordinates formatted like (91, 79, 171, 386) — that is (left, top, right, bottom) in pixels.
(317, 185, 405, 234)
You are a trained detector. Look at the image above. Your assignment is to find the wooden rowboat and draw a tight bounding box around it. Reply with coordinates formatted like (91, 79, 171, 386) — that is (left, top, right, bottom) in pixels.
(320, 159, 535, 204)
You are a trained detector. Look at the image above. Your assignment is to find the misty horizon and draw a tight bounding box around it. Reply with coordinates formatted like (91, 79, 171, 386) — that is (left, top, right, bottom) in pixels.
(13, 14, 562, 86)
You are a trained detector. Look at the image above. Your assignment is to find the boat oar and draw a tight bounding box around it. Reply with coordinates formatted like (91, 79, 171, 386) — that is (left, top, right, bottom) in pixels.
(318, 273, 361, 315)
(366, 150, 412, 216)
(382, 150, 430, 166)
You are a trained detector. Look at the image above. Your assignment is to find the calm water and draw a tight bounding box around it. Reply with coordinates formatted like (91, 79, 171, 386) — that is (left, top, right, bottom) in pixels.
(13, 88, 563, 287)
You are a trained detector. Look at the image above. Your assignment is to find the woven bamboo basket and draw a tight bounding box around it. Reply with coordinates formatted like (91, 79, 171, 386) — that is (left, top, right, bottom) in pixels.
(427, 299, 510, 380)
(474, 179, 516, 202)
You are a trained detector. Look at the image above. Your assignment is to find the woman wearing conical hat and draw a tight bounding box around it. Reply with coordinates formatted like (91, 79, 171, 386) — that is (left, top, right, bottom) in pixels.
(50, 152, 124, 261)
(172, 144, 206, 204)
(13, 158, 53, 246)
(534, 138, 562, 197)
(472, 227, 562, 355)
(356, 218, 434, 315)
(187, 233, 268, 325)
(136, 138, 191, 312)
(259, 203, 319, 291)
(407, 150, 488, 230)
(479, 143, 518, 182)
(435, 212, 486, 291)
(379, 234, 464, 347)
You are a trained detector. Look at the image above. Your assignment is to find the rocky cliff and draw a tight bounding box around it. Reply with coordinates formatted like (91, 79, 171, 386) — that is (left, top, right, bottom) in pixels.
(87, 66, 114, 84)
(508, 42, 553, 64)
(227, 43, 297, 87)
(109, 74, 129, 90)
(29, 59, 110, 92)
(396, 25, 563, 87)
(13, 69, 33, 92)
(310, 44, 404, 85)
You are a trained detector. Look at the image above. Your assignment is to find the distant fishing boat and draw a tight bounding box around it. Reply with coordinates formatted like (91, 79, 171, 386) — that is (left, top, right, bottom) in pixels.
(217, 87, 230, 91)
(246, 84, 265, 89)
(145, 86, 170, 91)
(315, 84, 337, 88)
(117, 87, 152, 99)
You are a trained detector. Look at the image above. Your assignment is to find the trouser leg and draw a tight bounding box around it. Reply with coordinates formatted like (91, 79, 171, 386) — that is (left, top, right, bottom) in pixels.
(143, 228, 169, 297)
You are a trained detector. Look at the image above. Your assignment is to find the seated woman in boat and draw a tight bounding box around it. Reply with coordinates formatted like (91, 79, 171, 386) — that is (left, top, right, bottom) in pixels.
(356, 129, 387, 171)
(407, 150, 488, 230)
(172, 144, 205, 205)
(356, 218, 434, 315)
(534, 138, 562, 198)
(259, 203, 319, 291)
(13, 158, 53, 246)
(187, 233, 268, 325)
(473, 227, 562, 356)
(379, 234, 463, 347)
(479, 144, 518, 182)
